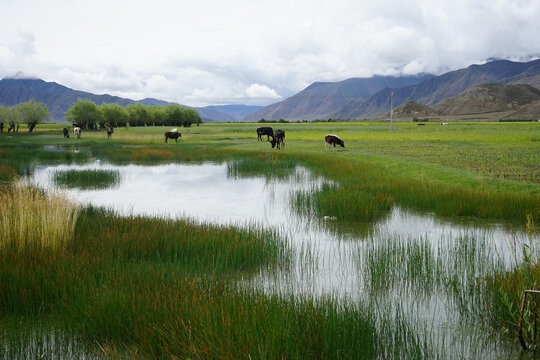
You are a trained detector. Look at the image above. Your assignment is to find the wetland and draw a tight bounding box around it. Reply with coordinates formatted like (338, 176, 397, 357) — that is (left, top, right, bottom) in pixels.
(1, 122, 539, 359)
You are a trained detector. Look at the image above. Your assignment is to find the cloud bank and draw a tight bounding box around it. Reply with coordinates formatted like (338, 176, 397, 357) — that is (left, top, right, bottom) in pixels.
(1, 0, 539, 106)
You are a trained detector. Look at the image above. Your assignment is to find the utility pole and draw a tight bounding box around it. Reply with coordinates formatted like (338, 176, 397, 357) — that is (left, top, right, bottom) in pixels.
(390, 91, 394, 131)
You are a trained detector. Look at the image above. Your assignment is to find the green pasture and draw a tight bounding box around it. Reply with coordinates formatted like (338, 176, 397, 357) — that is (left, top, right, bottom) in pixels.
(0, 121, 539, 358)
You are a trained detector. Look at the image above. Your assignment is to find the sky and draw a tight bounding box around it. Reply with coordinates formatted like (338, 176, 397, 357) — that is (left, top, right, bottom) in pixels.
(1, 0, 539, 107)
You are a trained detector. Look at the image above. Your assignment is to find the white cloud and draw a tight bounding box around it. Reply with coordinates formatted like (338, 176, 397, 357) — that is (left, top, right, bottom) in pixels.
(244, 84, 281, 99)
(0, 0, 539, 106)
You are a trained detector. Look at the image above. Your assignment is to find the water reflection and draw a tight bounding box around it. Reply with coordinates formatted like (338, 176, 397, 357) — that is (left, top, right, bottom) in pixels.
(29, 160, 536, 359)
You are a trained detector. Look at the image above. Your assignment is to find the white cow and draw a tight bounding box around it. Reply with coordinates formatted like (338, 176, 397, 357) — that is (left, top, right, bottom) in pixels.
(74, 127, 81, 139)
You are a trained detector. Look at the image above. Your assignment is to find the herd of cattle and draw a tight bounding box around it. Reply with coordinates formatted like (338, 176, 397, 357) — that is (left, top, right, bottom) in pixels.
(61, 125, 345, 151)
(256, 127, 344, 151)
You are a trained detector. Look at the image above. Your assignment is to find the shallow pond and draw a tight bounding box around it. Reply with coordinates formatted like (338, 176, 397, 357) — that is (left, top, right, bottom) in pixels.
(30, 160, 536, 359)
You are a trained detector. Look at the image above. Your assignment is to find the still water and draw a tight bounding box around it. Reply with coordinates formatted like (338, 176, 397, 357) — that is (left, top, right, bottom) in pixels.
(30, 161, 535, 358)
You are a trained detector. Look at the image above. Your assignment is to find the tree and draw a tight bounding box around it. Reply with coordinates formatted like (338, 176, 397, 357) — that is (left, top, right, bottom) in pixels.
(65, 99, 101, 130)
(165, 104, 187, 126)
(185, 108, 202, 126)
(16, 100, 49, 132)
(126, 103, 151, 127)
(0, 105, 8, 133)
(100, 103, 128, 128)
(148, 106, 167, 126)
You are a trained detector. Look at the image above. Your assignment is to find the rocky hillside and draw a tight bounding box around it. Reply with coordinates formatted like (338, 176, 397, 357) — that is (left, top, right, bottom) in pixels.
(244, 75, 432, 121)
(378, 101, 439, 118)
(433, 83, 540, 115)
(505, 99, 540, 120)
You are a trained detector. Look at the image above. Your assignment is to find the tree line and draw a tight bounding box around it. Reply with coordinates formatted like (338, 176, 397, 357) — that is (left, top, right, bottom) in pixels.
(0, 98, 202, 132)
(66, 99, 201, 129)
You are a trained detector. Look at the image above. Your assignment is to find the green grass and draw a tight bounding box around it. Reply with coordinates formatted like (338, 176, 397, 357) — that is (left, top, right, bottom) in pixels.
(52, 169, 121, 190)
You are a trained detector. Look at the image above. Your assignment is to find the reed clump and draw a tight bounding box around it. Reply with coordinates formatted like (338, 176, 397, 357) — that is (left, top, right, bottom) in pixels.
(0, 183, 79, 253)
(52, 169, 120, 190)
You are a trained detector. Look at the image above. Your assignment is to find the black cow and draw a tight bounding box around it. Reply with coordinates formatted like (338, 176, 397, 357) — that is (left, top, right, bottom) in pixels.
(270, 129, 285, 150)
(63, 128, 70, 138)
(257, 127, 273, 141)
(165, 131, 181, 143)
(325, 134, 344, 152)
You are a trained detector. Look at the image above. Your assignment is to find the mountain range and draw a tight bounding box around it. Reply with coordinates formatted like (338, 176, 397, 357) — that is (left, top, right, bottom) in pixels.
(1, 59, 539, 123)
(0, 78, 262, 123)
(331, 59, 540, 119)
(248, 59, 540, 121)
(244, 75, 433, 121)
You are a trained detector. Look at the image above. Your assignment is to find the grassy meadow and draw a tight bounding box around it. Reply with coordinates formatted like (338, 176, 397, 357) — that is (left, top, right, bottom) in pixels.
(0, 120, 539, 358)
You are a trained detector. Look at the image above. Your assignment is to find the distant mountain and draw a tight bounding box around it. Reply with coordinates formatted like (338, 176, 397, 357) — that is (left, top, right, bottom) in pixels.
(137, 98, 173, 106)
(0, 78, 134, 122)
(433, 83, 540, 115)
(196, 107, 235, 123)
(202, 105, 263, 122)
(332, 59, 540, 119)
(0, 78, 257, 123)
(244, 75, 433, 121)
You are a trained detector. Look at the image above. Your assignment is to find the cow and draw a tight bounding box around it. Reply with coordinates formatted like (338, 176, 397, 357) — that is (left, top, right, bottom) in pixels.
(74, 127, 81, 139)
(270, 129, 285, 150)
(63, 128, 70, 138)
(165, 131, 181, 143)
(325, 134, 344, 152)
(417, 123, 425, 126)
(106, 126, 114, 138)
(257, 127, 274, 141)
(440, 122, 448, 126)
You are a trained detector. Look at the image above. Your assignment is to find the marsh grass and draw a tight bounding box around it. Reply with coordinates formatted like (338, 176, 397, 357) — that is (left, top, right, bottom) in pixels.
(0, 199, 385, 359)
(72, 206, 288, 274)
(0, 183, 79, 253)
(361, 233, 505, 294)
(52, 169, 121, 190)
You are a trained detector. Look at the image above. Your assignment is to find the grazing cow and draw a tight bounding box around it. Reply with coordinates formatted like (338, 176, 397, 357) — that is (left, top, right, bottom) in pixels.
(440, 122, 448, 126)
(106, 126, 114, 138)
(74, 127, 81, 139)
(270, 129, 285, 150)
(63, 128, 69, 138)
(165, 131, 181, 143)
(257, 127, 274, 141)
(325, 134, 344, 152)
(417, 123, 425, 126)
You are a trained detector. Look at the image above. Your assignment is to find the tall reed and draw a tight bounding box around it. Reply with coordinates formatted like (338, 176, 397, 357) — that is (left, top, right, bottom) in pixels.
(0, 183, 79, 253)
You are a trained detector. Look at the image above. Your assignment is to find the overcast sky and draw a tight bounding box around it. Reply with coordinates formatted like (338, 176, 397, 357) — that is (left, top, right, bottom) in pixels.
(1, 0, 539, 107)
